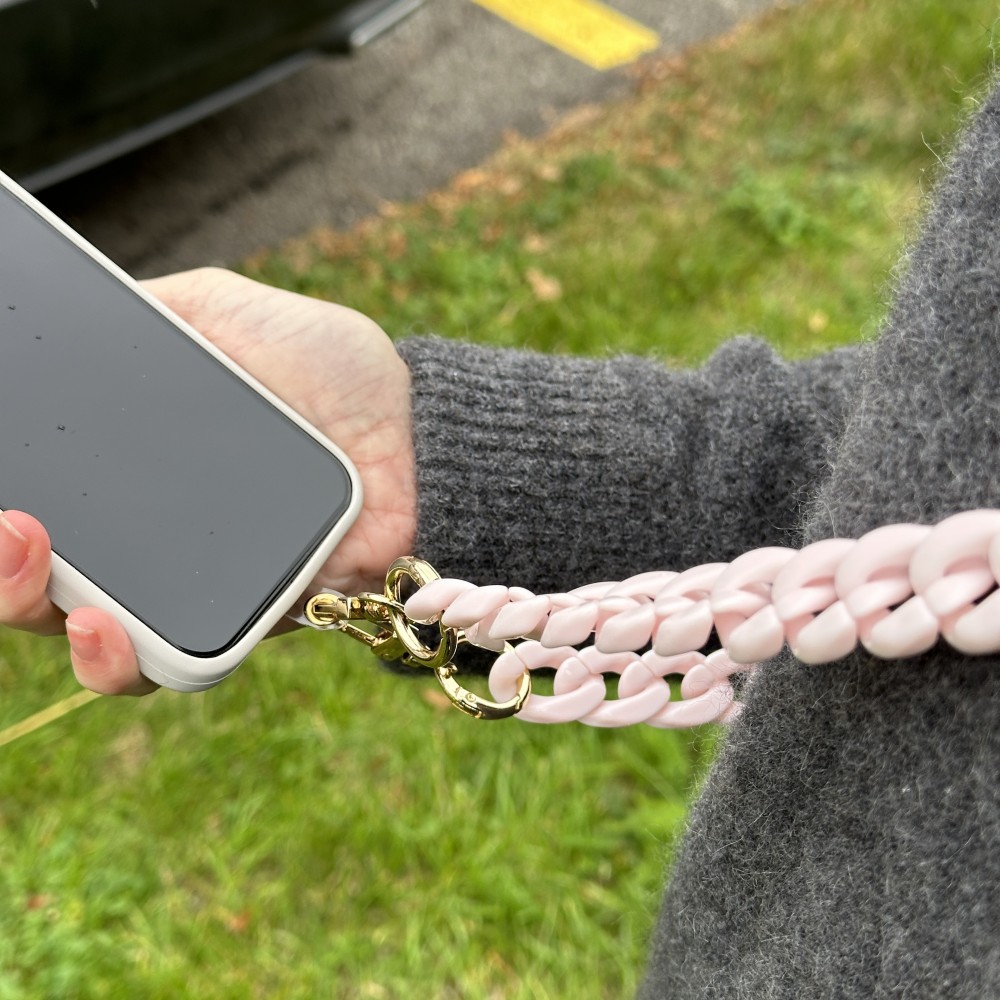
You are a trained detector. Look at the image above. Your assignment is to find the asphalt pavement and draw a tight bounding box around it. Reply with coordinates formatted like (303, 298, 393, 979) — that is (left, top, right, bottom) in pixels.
(38, 0, 792, 278)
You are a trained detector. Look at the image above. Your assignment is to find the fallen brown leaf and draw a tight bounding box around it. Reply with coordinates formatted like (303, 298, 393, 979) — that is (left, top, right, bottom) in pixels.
(525, 267, 563, 302)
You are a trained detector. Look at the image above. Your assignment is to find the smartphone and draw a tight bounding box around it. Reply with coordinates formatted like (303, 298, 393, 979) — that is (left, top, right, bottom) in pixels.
(0, 171, 362, 691)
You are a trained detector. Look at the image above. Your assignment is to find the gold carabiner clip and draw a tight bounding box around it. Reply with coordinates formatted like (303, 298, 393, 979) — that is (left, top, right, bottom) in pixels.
(299, 557, 531, 720)
(434, 658, 530, 720)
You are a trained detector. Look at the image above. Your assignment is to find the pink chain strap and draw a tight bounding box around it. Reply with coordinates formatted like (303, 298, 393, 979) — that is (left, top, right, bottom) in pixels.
(403, 510, 1000, 728)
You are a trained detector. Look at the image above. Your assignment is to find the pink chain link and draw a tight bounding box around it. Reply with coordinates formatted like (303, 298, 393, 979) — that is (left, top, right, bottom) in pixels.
(403, 510, 1000, 728)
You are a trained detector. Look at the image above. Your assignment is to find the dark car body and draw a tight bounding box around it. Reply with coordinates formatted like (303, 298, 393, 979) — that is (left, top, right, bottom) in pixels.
(1, 0, 419, 190)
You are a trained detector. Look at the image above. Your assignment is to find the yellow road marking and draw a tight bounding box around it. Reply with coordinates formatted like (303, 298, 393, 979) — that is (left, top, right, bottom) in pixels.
(0, 689, 100, 748)
(470, 0, 660, 70)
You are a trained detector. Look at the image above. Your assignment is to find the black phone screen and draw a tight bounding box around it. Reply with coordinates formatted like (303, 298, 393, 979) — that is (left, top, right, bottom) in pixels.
(0, 186, 354, 655)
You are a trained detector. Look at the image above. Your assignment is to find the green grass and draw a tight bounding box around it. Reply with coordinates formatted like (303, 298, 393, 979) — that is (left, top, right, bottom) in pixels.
(4, 0, 1000, 996)
(245, 0, 997, 364)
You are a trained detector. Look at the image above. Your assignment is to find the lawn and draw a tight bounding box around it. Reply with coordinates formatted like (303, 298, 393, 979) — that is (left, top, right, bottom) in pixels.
(2, 0, 998, 997)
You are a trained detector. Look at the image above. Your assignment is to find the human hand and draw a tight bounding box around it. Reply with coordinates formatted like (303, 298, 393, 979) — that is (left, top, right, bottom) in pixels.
(0, 268, 415, 695)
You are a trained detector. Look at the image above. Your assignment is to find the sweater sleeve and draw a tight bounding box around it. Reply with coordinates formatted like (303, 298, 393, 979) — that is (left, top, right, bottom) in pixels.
(396, 335, 858, 593)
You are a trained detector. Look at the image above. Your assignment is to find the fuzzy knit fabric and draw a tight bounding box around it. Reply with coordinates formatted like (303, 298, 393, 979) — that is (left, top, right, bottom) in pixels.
(397, 82, 1000, 998)
(398, 337, 858, 592)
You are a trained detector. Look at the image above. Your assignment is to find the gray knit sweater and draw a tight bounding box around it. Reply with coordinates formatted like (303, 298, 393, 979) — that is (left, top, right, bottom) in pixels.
(397, 82, 1000, 998)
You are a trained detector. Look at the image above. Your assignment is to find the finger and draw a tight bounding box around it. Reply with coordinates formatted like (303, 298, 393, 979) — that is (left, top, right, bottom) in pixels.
(65, 608, 157, 696)
(0, 511, 65, 635)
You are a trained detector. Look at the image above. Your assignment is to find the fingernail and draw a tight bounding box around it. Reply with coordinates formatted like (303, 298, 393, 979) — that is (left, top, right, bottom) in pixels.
(0, 514, 29, 579)
(66, 623, 102, 662)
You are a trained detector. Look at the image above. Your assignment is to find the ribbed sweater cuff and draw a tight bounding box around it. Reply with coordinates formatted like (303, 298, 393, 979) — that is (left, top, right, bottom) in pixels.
(396, 336, 636, 591)
(396, 335, 857, 594)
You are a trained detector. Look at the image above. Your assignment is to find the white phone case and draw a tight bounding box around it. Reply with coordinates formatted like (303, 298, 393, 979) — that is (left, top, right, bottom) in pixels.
(0, 170, 363, 692)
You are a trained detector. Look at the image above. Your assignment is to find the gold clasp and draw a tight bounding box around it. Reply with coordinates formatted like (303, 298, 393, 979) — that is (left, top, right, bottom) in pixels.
(435, 660, 530, 720)
(300, 557, 530, 720)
